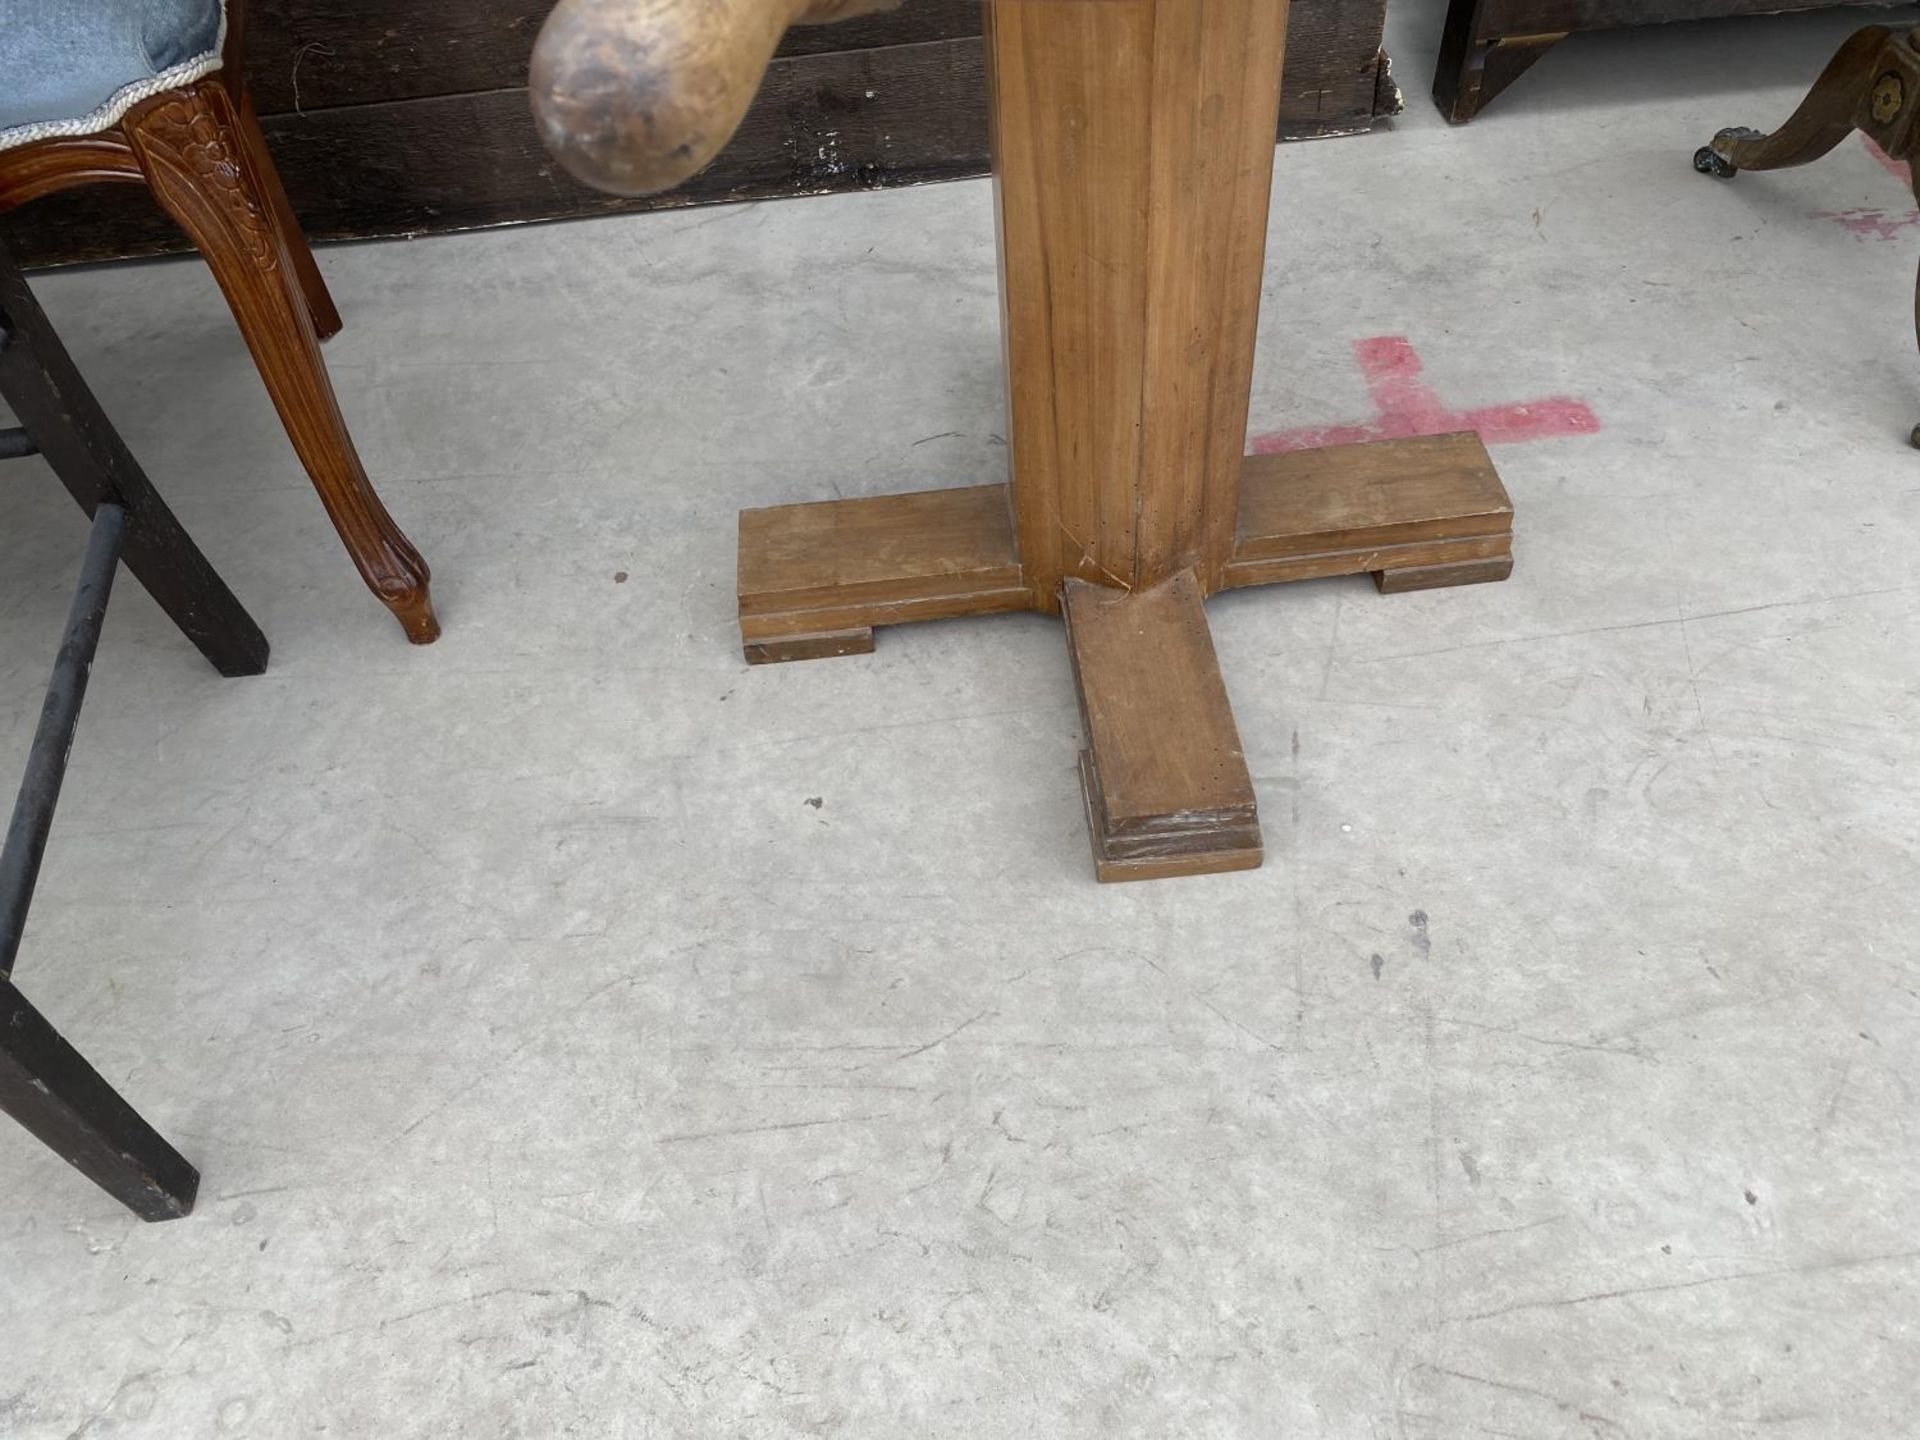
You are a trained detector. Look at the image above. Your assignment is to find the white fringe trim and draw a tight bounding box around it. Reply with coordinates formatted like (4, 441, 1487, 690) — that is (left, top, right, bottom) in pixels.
(0, 17, 226, 155)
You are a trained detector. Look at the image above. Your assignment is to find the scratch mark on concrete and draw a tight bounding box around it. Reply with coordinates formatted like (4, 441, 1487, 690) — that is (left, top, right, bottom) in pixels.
(1417, 1215, 1565, 1253)
(658, 1114, 887, 1145)
(1451, 1249, 1920, 1324)
(1418, 1365, 1623, 1431)
(1433, 1012, 1650, 1062)
(860, 1010, 992, 1069)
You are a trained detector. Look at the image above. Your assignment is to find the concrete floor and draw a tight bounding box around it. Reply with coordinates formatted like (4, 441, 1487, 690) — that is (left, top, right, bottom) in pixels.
(4, 3, 1920, 1435)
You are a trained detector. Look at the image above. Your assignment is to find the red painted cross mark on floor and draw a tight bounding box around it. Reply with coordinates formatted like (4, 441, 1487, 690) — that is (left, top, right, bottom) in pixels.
(1248, 335, 1600, 455)
(1812, 136, 1919, 239)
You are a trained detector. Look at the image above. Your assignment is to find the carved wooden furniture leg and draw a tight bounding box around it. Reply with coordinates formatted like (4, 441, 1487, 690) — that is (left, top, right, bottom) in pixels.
(237, 92, 343, 342)
(1694, 26, 1904, 177)
(1435, 0, 1567, 124)
(123, 82, 438, 643)
(534, 0, 1518, 882)
(1696, 27, 1920, 444)
(0, 6, 434, 641)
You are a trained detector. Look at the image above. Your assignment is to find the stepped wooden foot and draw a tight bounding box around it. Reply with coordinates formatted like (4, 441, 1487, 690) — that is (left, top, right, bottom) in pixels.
(1375, 556, 1515, 593)
(745, 628, 875, 665)
(1226, 432, 1514, 591)
(1064, 573, 1262, 883)
(737, 483, 1032, 661)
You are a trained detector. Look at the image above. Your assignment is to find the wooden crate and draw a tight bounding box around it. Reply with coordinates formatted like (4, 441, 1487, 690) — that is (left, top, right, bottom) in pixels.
(4, 0, 1399, 265)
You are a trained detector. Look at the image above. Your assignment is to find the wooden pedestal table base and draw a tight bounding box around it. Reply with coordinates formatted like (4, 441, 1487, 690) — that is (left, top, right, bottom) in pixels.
(524, 0, 1522, 882)
(739, 431, 1514, 881)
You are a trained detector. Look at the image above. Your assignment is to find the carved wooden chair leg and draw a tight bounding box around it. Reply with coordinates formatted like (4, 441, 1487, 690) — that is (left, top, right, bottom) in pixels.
(1695, 26, 1898, 176)
(122, 82, 438, 643)
(237, 94, 342, 342)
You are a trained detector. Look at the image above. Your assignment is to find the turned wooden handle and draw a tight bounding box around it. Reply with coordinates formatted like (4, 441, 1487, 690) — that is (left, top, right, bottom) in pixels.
(532, 0, 901, 197)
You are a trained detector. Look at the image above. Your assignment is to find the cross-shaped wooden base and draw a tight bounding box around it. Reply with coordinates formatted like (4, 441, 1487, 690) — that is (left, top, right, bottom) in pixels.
(739, 432, 1513, 881)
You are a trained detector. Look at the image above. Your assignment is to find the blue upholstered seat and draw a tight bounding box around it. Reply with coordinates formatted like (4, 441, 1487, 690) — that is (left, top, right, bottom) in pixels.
(0, 0, 226, 151)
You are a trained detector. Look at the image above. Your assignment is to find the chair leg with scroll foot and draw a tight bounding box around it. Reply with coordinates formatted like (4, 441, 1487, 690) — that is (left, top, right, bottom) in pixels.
(1695, 26, 1904, 178)
(1694, 25, 1920, 446)
(124, 82, 439, 643)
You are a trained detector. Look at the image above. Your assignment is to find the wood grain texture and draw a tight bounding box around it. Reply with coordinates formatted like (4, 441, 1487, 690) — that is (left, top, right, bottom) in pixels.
(1064, 572, 1262, 884)
(738, 482, 1029, 659)
(0, 60, 439, 641)
(120, 81, 439, 643)
(989, 0, 1289, 604)
(743, 628, 878, 664)
(1373, 555, 1516, 592)
(1227, 432, 1514, 590)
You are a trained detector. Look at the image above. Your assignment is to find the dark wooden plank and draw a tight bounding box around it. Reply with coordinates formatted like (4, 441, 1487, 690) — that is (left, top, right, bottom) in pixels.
(1471, 0, 1865, 37)
(5, 15, 1391, 264)
(240, 0, 1382, 120)
(0, 980, 200, 1221)
(242, 0, 985, 115)
(1374, 555, 1516, 592)
(6, 40, 989, 264)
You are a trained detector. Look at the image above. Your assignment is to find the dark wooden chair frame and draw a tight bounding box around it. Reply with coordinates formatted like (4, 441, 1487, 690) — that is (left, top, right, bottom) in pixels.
(1, 243, 268, 1221)
(0, 2, 438, 643)
(1435, 0, 1889, 124)
(1695, 25, 1920, 442)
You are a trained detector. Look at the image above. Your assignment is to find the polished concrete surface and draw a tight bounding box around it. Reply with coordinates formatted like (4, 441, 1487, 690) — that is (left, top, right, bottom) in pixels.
(3, 4, 1918, 1435)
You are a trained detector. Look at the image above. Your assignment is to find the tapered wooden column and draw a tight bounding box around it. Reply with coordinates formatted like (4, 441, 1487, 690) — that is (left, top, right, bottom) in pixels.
(988, 0, 1289, 603)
